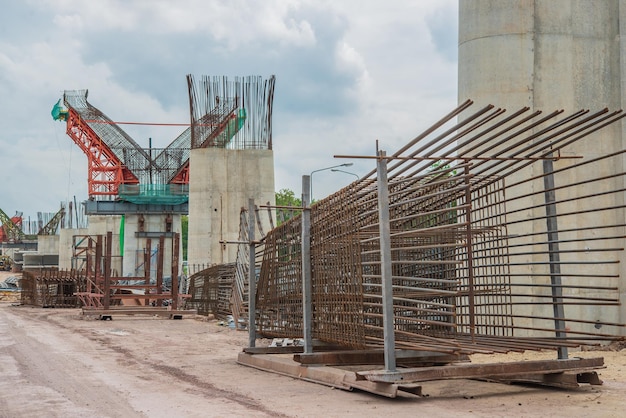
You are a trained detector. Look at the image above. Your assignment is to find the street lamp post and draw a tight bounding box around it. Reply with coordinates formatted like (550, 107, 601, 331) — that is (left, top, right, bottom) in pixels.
(331, 168, 359, 181)
(310, 163, 353, 200)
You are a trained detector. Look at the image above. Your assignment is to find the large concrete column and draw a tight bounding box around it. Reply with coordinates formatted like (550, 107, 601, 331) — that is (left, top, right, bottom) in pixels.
(460, 0, 622, 112)
(459, 0, 626, 333)
(188, 148, 275, 271)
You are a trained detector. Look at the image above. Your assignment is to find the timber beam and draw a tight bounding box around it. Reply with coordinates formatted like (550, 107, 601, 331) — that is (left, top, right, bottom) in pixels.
(358, 357, 605, 384)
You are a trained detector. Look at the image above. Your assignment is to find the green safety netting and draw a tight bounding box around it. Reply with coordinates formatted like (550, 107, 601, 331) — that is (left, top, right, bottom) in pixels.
(51, 99, 68, 121)
(118, 184, 189, 205)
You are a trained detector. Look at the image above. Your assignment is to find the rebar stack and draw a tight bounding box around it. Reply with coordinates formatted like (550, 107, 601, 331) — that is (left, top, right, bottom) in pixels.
(254, 101, 626, 354)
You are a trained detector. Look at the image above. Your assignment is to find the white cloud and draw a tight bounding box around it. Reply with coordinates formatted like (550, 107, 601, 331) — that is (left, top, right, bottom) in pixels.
(0, 0, 459, 220)
(44, 0, 319, 48)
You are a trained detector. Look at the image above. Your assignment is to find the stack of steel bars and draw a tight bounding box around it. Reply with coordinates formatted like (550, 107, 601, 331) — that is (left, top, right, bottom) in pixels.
(254, 100, 626, 354)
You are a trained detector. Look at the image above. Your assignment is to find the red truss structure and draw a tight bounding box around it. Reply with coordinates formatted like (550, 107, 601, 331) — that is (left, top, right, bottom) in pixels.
(65, 107, 139, 196)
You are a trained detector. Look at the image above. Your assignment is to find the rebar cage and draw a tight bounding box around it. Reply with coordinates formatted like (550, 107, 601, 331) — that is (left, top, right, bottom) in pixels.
(254, 101, 626, 354)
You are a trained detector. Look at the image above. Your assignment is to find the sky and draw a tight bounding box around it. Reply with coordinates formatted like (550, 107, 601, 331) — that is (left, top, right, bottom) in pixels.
(0, 0, 458, 223)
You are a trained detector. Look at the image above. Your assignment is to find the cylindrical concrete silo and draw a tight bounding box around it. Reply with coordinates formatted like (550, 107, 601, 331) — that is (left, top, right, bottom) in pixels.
(458, 0, 626, 335)
(459, 0, 623, 112)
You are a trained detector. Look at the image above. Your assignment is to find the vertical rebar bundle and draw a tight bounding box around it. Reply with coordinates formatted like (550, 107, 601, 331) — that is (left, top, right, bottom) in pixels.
(186, 75, 275, 150)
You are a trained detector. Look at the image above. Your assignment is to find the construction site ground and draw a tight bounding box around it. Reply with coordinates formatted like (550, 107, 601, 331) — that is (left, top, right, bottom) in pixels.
(1, 275, 625, 417)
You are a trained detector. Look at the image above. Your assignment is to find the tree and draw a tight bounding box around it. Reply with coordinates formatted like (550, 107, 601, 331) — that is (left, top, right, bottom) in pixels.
(181, 215, 188, 261)
(275, 189, 302, 225)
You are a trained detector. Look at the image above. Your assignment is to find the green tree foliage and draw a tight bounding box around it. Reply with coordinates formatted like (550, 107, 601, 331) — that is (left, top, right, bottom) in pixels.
(275, 188, 302, 225)
(181, 215, 188, 261)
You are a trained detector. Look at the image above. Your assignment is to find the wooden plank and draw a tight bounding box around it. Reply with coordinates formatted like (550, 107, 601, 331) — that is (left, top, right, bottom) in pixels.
(243, 345, 344, 355)
(82, 306, 195, 312)
(294, 349, 468, 366)
(347, 379, 399, 398)
(110, 294, 173, 299)
(359, 357, 605, 383)
(481, 370, 603, 389)
(245, 346, 305, 354)
(109, 285, 160, 289)
(82, 308, 196, 316)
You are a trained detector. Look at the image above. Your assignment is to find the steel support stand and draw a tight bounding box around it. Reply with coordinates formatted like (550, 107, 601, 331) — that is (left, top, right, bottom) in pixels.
(377, 150, 397, 372)
(104, 232, 112, 310)
(144, 238, 151, 307)
(301, 175, 313, 353)
(157, 235, 164, 307)
(543, 157, 568, 360)
(464, 165, 476, 342)
(171, 232, 179, 310)
(248, 198, 257, 348)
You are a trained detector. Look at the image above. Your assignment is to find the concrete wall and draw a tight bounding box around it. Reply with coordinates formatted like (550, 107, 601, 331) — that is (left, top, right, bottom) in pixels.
(459, 0, 626, 334)
(36, 235, 59, 255)
(58, 228, 88, 270)
(188, 148, 275, 269)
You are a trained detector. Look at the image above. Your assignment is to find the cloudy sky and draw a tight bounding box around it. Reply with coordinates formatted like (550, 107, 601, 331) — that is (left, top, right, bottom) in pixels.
(0, 0, 458, 224)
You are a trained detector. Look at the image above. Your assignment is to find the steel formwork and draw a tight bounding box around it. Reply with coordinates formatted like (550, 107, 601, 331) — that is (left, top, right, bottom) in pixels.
(253, 101, 626, 355)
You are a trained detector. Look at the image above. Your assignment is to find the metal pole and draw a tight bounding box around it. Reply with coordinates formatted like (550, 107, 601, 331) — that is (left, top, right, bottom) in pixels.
(104, 232, 112, 310)
(301, 175, 313, 353)
(144, 239, 151, 307)
(157, 235, 164, 307)
(464, 165, 476, 342)
(248, 198, 257, 348)
(331, 168, 359, 180)
(171, 232, 179, 311)
(377, 150, 396, 372)
(543, 157, 568, 359)
(310, 163, 354, 200)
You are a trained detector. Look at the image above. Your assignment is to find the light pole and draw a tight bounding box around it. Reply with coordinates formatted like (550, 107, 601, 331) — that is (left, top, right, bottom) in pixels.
(331, 168, 359, 181)
(310, 163, 353, 200)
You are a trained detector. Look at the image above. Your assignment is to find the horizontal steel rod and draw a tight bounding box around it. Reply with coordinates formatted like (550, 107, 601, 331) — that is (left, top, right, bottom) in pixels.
(335, 154, 582, 161)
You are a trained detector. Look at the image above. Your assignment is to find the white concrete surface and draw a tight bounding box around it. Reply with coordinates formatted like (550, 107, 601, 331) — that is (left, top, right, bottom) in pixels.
(58, 228, 88, 270)
(459, 0, 626, 334)
(188, 148, 275, 269)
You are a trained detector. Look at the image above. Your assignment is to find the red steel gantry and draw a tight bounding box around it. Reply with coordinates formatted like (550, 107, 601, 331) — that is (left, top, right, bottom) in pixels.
(65, 106, 140, 196)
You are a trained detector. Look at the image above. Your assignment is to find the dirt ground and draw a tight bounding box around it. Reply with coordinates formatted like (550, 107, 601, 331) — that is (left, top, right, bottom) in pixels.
(1, 272, 625, 417)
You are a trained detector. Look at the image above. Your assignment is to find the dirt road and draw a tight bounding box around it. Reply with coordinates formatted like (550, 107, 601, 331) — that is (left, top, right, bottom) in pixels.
(1, 300, 625, 417)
